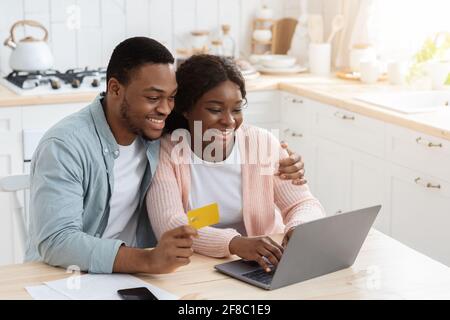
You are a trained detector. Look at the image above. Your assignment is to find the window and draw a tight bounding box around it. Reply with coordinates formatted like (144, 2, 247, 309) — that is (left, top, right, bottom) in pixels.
(369, 0, 450, 60)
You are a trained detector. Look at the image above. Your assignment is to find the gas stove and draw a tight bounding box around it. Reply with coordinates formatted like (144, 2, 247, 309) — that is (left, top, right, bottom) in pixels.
(0, 67, 106, 96)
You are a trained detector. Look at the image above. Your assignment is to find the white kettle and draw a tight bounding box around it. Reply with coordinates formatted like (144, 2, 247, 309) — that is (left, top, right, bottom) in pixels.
(3, 20, 54, 72)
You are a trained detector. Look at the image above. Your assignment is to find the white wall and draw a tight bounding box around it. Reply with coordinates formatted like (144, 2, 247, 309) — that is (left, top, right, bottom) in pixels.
(0, 0, 287, 75)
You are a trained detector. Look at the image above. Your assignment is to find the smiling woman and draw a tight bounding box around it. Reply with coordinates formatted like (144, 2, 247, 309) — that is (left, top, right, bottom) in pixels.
(147, 54, 326, 273)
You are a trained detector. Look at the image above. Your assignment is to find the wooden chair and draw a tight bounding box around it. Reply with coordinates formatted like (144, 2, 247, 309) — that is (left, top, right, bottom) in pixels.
(271, 18, 298, 54)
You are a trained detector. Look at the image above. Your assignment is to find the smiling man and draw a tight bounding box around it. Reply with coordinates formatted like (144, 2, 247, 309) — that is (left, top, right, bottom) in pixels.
(25, 37, 306, 274)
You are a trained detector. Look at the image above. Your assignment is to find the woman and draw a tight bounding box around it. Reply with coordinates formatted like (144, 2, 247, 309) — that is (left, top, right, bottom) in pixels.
(147, 55, 325, 272)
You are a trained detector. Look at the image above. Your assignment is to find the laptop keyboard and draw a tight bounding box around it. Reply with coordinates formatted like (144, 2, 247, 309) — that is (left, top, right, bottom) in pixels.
(242, 268, 275, 285)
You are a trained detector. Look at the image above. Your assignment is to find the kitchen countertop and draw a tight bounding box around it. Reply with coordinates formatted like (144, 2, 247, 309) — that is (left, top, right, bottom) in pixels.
(1, 73, 450, 141)
(0, 84, 99, 107)
(277, 76, 450, 142)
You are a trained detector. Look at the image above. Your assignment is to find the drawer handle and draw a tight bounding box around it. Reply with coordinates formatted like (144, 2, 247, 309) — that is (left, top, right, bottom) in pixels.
(415, 137, 442, 148)
(283, 128, 303, 138)
(292, 98, 303, 104)
(334, 111, 355, 120)
(414, 177, 441, 189)
(291, 132, 303, 138)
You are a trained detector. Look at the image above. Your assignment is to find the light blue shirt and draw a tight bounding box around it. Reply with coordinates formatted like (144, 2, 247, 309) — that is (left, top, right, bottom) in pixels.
(25, 94, 160, 273)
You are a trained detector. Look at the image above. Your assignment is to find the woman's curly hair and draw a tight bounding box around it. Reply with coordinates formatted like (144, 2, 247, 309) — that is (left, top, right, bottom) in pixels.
(164, 54, 246, 133)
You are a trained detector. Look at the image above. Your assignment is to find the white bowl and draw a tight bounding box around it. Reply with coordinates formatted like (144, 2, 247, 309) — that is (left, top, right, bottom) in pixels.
(249, 54, 267, 65)
(260, 55, 297, 68)
(252, 29, 272, 42)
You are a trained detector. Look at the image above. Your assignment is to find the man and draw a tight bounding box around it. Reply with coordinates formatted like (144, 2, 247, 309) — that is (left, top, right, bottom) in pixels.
(26, 37, 306, 274)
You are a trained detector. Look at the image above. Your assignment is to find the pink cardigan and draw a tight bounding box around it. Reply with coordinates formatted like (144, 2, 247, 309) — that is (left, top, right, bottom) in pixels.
(147, 124, 325, 257)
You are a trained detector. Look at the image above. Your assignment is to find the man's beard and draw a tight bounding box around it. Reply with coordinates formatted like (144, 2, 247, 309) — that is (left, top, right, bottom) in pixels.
(120, 97, 151, 141)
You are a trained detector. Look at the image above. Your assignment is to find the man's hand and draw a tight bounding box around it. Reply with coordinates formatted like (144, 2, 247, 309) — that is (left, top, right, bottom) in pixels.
(277, 142, 306, 185)
(148, 225, 198, 274)
(229, 236, 284, 272)
(113, 225, 198, 274)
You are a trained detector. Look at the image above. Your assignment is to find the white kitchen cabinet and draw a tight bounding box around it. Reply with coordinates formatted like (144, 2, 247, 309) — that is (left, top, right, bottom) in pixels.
(280, 93, 351, 217)
(245, 90, 280, 132)
(387, 124, 450, 183)
(280, 93, 314, 133)
(281, 126, 318, 193)
(280, 92, 390, 232)
(0, 108, 23, 173)
(281, 125, 391, 232)
(0, 107, 23, 265)
(22, 103, 86, 130)
(290, 132, 391, 232)
(348, 150, 391, 234)
(313, 103, 386, 159)
(313, 137, 351, 216)
(390, 163, 450, 266)
(280, 93, 317, 190)
(280, 91, 450, 266)
(280, 95, 349, 216)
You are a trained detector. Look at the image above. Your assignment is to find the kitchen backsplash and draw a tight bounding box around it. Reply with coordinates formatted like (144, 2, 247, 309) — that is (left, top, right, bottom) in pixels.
(0, 0, 296, 74)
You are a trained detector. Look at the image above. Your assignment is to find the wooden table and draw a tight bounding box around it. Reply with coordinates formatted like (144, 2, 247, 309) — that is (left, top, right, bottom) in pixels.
(1, 230, 450, 300)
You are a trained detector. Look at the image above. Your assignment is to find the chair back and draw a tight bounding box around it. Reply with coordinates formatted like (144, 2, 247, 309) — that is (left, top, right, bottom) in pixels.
(0, 174, 30, 262)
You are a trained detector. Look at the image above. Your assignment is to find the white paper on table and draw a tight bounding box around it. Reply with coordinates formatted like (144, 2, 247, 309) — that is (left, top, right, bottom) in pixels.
(26, 285, 70, 300)
(43, 274, 178, 300)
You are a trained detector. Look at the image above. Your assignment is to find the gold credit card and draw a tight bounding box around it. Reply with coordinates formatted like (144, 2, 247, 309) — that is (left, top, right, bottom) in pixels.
(187, 202, 220, 229)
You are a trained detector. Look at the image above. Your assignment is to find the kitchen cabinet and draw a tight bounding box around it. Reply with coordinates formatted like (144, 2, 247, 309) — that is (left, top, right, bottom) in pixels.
(313, 103, 390, 230)
(0, 107, 23, 265)
(280, 93, 389, 227)
(387, 124, 450, 183)
(280, 90, 450, 267)
(313, 102, 386, 159)
(280, 93, 317, 190)
(282, 126, 391, 230)
(348, 150, 391, 233)
(245, 90, 280, 132)
(390, 163, 450, 266)
(281, 127, 318, 193)
(280, 93, 314, 132)
(22, 103, 85, 129)
(280, 93, 352, 216)
(385, 124, 450, 266)
(313, 136, 351, 216)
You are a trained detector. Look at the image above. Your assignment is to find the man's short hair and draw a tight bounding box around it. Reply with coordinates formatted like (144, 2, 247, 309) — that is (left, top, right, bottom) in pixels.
(106, 37, 174, 86)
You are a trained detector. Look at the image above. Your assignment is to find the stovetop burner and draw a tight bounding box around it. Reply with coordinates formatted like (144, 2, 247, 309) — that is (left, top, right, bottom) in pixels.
(57, 67, 106, 86)
(4, 67, 106, 91)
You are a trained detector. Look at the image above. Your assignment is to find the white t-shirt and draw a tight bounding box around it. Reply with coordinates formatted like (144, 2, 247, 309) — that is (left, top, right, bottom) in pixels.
(102, 138, 147, 246)
(188, 140, 246, 236)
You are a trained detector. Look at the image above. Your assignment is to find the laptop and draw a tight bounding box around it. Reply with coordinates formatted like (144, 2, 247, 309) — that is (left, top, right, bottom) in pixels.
(214, 205, 381, 290)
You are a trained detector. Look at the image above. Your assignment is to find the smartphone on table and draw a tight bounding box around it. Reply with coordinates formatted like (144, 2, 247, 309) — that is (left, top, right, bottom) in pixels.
(117, 287, 158, 300)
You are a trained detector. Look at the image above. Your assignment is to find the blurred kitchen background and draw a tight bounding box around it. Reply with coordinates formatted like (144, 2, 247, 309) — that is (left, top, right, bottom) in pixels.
(0, 0, 448, 75)
(0, 0, 449, 268)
